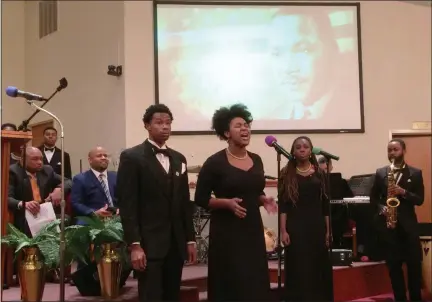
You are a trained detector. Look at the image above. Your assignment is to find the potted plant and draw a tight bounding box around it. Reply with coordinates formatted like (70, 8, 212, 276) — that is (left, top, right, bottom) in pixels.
(75, 215, 128, 300)
(0, 220, 88, 302)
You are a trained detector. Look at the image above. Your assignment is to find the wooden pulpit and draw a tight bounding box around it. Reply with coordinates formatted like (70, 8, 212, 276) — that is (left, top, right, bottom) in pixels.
(1, 130, 32, 293)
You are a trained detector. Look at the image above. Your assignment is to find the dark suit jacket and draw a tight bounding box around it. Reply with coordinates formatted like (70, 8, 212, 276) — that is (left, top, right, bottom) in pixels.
(38, 145, 72, 179)
(8, 163, 72, 233)
(370, 165, 424, 236)
(117, 140, 195, 260)
(71, 170, 118, 217)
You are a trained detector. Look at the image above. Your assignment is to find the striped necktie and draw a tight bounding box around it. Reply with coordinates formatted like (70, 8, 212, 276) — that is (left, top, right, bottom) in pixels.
(98, 174, 113, 206)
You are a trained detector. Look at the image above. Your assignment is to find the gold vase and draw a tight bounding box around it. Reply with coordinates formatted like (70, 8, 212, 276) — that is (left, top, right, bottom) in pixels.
(97, 243, 122, 300)
(18, 247, 46, 302)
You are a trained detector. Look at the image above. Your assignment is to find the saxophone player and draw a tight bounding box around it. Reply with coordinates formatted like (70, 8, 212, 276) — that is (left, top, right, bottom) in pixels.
(370, 138, 425, 302)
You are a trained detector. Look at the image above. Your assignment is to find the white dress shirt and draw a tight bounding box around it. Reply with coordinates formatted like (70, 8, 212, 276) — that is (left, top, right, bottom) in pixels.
(91, 168, 111, 196)
(148, 139, 170, 173)
(44, 145, 55, 163)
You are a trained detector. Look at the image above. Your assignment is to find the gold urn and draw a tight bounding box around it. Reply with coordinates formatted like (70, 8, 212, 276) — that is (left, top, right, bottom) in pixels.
(97, 243, 122, 300)
(18, 247, 46, 302)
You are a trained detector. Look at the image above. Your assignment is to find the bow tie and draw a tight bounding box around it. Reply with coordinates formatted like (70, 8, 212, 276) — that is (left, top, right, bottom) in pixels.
(45, 148, 55, 152)
(153, 148, 170, 157)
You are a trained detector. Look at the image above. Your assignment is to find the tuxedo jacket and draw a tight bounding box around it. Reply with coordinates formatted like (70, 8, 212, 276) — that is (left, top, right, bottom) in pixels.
(370, 165, 424, 236)
(38, 145, 72, 179)
(116, 140, 195, 260)
(71, 170, 118, 218)
(8, 163, 72, 233)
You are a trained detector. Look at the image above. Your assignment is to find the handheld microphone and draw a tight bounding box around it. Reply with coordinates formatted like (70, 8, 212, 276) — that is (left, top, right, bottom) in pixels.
(5, 86, 46, 101)
(264, 175, 277, 180)
(312, 147, 339, 161)
(265, 136, 293, 160)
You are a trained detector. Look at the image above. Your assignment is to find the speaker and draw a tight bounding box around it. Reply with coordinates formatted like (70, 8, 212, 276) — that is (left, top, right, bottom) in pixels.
(71, 262, 132, 297)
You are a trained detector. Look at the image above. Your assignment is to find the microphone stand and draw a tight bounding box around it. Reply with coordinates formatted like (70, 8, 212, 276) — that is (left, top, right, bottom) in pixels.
(24, 100, 66, 302)
(17, 83, 65, 131)
(276, 151, 283, 300)
(324, 156, 335, 301)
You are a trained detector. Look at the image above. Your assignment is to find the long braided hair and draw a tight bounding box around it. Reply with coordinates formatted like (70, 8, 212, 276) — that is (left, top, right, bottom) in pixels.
(279, 136, 327, 205)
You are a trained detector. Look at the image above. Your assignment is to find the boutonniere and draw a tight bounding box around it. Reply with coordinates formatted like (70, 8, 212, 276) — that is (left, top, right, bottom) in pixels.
(407, 179, 411, 183)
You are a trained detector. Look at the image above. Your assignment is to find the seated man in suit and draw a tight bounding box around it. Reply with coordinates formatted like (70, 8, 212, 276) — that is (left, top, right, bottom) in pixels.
(8, 147, 72, 282)
(70, 147, 129, 293)
(8, 146, 72, 234)
(71, 146, 118, 219)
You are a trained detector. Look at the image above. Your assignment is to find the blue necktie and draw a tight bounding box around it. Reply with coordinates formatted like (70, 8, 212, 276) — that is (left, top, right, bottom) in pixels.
(98, 174, 113, 206)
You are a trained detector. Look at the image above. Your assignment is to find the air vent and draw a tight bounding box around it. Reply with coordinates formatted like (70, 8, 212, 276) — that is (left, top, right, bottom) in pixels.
(39, 0, 58, 39)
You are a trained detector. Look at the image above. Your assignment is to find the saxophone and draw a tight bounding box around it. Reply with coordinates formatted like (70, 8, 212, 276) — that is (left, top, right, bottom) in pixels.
(386, 160, 400, 229)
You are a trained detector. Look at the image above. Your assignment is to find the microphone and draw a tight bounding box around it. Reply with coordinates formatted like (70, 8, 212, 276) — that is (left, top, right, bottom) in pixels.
(5, 86, 46, 101)
(264, 175, 277, 180)
(265, 135, 293, 160)
(312, 147, 340, 161)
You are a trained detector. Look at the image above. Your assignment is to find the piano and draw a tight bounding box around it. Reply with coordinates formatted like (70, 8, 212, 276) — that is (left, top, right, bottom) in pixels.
(331, 196, 370, 204)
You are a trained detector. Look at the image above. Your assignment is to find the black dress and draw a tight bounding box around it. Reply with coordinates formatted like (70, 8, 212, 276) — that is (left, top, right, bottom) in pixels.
(279, 172, 333, 301)
(194, 150, 271, 301)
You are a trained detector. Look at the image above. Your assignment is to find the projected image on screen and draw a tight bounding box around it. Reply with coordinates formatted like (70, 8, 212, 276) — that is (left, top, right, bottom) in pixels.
(155, 4, 363, 133)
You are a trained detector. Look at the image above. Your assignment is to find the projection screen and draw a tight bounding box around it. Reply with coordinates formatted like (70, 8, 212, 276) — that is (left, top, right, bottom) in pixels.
(153, 2, 364, 134)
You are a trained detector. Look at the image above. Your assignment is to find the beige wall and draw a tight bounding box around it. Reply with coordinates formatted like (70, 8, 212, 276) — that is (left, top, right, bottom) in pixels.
(3, 0, 431, 181)
(1, 0, 27, 124)
(23, 1, 126, 173)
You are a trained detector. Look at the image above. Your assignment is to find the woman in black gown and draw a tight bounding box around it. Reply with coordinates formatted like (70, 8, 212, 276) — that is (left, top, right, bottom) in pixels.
(279, 136, 333, 301)
(194, 104, 277, 301)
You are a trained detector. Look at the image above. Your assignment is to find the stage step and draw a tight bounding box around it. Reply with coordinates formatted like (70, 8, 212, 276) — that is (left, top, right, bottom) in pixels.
(197, 283, 283, 301)
(180, 286, 199, 302)
(199, 290, 207, 301)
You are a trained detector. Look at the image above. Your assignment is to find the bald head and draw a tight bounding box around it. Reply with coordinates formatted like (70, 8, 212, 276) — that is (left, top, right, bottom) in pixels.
(88, 146, 109, 172)
(25, 147, 43, 172)
(26, 146, 42, 157)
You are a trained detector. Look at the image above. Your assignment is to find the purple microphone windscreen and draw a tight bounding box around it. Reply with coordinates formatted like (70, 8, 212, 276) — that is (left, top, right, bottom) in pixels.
(265, 135, 277, 147)
(5, 86, 18, 97)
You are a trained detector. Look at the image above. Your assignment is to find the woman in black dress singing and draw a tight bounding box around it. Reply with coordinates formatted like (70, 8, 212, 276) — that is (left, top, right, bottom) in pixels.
(279, 136, 333, 301)
(194, 104, 277, 301)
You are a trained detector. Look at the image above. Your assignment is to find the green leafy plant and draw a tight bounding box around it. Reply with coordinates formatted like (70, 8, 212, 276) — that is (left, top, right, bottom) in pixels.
(0, 220, 89, 269)
(75, 215, 129, 265)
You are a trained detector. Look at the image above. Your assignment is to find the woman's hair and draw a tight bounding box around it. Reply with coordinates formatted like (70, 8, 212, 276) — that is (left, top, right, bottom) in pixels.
(211, 103, 253, 140)
(279, 136, 327, 205)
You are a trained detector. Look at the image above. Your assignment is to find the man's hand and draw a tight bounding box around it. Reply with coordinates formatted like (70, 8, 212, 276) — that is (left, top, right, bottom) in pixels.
(49, 188, 62, 206)
(130, 245, 146, 271)
(186, 243, 197, 265)
(116, 208, 120, 215)
(95, 205, 112, 217)
(380, 206, 390, 217)
(25, 201, 40, 216)
(389, 185, 405, 196)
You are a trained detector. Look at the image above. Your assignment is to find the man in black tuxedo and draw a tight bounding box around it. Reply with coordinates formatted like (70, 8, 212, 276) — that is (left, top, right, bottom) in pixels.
(117, 104, 197, 302)
(370, 138, 424, 302)
(38, 126, 72, 179)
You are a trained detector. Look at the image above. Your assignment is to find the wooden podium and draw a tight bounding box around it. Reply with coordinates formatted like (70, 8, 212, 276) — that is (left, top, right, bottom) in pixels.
(1, 130, 32, 294)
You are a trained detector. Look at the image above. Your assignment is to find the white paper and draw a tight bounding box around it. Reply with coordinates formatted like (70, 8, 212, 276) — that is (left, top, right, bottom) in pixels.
(25, 202, 57, 236)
